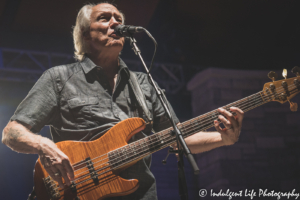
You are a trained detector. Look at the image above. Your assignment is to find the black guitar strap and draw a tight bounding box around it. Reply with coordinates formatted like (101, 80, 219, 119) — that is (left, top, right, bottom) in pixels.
(128, 71, 153, 124)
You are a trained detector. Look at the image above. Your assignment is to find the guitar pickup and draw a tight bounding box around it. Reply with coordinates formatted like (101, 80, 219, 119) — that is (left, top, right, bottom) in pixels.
(85, 157, 99, 184)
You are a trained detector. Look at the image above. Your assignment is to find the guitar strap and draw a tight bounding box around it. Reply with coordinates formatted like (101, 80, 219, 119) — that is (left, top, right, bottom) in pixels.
(128, 71, 153, 124)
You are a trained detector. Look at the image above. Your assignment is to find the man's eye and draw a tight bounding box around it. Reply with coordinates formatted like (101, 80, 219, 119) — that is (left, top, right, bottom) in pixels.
(98, 16, 108, 21)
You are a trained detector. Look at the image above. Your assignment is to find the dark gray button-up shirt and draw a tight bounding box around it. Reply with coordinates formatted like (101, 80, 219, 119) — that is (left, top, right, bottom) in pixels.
(11, 57, 179, 200)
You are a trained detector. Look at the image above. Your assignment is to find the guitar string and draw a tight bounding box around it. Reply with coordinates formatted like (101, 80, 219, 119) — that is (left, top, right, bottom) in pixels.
(70, 87, 276, 171)
(69, 86, 283, 169)
(73, 79, 299, 170)
(56, 96, 277, 197)
(53, 86, 298, 195)
(51, 84, 298, 194)
(60, 91, 263, 179)
(54, 85, 296, 194)
(55, 91, 296, 198)
(51, 84, 296, 191)
(70, 91, 262, 169)
(72, 92, 264, 175)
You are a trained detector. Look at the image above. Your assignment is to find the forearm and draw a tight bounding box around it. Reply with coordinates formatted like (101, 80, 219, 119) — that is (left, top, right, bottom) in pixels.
(2, 121, 45, 154)
(185, 131, 226, 154)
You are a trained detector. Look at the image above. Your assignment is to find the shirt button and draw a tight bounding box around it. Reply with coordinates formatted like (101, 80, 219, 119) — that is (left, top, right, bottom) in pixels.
(115, 113, 119, 118)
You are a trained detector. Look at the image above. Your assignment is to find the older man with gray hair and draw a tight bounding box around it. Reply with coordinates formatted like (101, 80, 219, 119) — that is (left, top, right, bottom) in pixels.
(2, 2, 244, 200)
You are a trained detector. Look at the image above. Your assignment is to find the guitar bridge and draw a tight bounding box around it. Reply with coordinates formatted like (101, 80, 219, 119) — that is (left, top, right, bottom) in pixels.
(43, 176, 61, 200)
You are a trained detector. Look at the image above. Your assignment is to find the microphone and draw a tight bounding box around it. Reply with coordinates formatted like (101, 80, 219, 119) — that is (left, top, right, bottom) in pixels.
(114, 25, 144, 37)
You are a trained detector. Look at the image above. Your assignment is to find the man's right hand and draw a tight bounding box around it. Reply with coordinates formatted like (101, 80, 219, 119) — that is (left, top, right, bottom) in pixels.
(38, 137, 75, 188)
(2, 121, 74, 189)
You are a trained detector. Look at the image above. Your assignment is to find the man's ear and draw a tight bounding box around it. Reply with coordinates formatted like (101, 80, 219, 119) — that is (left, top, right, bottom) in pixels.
(83, 30, 91, 41)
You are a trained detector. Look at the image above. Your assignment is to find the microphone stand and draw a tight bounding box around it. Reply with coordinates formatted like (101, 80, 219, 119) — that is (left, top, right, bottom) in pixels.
(128, 35, 199, 200)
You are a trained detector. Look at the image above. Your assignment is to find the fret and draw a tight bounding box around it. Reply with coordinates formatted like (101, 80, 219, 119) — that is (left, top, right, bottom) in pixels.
(162, 129, 170, 143)
(108, 151, 117, 168)
(259, 92, 266, 103)
(178, 123, 184, 134)
(117, 148, 122, 158)
(137, 140, 142, 154)
(115, 148, 125, 166)
(193, 119, 200, 132)
(132, 142, 137, 155)
(245, 95, 257, 110)
(148, 136, 153, 151)
(121, 147, 127, 160)
(142, 138, 149, 152)
(149, 135, 158, 151)
(196, 117, 202, 131)
(132, 141, 140, 157)
(252, 93, 260, 104)
(128, 144, 134, 156)
(189, 120, 196, 134)
(157, 132, 164, 144)
(154, 134, 162, 146)
(154, 133, 160, 143)
(246, 96, 252, 107)
(196, 117, 201, 126)
(155, 133, 165, 149)
(210, 110, 218, 121)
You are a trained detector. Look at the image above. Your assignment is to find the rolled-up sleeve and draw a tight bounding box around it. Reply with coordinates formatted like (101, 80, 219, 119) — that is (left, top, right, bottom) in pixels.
(10, 70, 59, 133)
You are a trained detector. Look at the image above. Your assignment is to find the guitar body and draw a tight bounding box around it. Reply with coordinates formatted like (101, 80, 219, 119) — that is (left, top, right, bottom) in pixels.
(34, 117, 146, 200)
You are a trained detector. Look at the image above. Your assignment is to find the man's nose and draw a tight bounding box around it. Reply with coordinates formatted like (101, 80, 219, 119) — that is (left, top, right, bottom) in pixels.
(110, 17, 121, 29)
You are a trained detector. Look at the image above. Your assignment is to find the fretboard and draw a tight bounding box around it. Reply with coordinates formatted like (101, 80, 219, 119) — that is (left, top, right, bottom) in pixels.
(109, 90, 270, 169)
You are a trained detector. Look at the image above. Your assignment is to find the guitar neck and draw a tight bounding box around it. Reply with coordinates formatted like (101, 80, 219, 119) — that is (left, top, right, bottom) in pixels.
(151, 90, 269, 149)
(109, 90, 271, 168)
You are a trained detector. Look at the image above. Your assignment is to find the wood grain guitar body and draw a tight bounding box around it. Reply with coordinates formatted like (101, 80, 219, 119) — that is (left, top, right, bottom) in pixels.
(34, 118, 147, 200)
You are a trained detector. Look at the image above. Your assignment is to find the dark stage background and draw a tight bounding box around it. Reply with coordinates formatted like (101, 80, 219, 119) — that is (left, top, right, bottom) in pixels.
(0, 0, 300, 199)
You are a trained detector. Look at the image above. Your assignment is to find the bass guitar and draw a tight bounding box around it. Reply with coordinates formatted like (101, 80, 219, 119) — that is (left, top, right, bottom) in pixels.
(34, 68, 300, 200)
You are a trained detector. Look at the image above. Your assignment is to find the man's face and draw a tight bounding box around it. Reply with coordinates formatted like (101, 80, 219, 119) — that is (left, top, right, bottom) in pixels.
(86, 3, 125, 53)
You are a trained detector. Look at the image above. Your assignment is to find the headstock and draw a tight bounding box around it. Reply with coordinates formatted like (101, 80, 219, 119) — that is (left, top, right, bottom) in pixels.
(262, 67, 300, 111)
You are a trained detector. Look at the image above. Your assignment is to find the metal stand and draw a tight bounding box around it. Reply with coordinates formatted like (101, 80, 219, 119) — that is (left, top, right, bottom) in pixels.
(128, 35, 199, 200)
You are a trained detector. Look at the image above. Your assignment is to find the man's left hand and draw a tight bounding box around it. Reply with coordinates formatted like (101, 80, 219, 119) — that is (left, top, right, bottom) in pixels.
(214, 107, 244, 146)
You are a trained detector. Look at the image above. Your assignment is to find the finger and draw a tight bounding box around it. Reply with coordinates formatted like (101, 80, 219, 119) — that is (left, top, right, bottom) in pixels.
(230, 107, 244, 124)
(218, 114, 232, 129)
(214, 120, 224, 133)
(218, 108, 237, 127)
(56, 164, 71, 186)
(62, 159, 75, 181)
(50, 167, 64, 188)
(40, 158, 62, 187)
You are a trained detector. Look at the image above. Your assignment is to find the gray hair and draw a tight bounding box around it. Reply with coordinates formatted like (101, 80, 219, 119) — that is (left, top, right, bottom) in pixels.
(73, 3, 125, 61)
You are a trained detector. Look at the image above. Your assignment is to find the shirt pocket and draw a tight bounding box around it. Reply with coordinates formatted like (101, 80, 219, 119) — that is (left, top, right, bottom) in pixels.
(140, 84, 153, 111)
(67, 96, 100, 127)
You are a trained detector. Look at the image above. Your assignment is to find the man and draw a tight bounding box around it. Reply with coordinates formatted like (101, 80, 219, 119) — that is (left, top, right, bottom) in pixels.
(1, 2, 244, 200)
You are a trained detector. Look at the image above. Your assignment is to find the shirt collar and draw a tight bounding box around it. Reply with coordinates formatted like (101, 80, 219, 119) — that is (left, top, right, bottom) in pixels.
(80, 56, 130, 77)
(80, 57, 98, 74)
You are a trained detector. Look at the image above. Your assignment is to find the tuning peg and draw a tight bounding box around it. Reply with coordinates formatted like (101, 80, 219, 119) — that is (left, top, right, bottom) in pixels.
(289, 101, 298, 112)
(268, 71, 278, 82)
(291, 66, 300, 77)
(282, 69, 287, 79)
